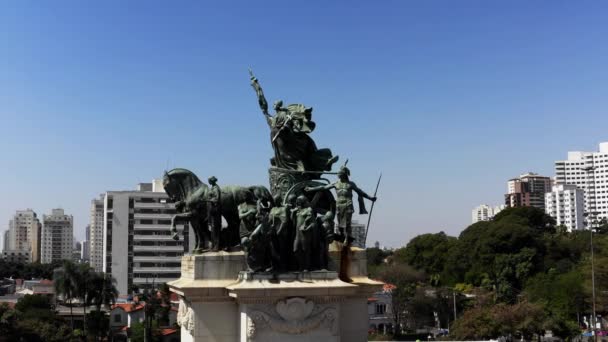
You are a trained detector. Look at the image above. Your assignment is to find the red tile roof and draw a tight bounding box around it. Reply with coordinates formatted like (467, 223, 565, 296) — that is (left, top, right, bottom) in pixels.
(368, 297, 378, 302)
(112, 303, 145, 313)
(159, 328, 178, 336)
(383, 283, 396, 292)
(39, 279, 53, 285)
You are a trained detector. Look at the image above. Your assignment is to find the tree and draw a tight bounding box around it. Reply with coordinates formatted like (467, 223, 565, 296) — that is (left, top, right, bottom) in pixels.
(86, 272, 118, 342)
(450, 302, 546, 340)
(377, 264, 425, 335)
(86, 310, 109, 342)
(396, 231, 457, 284)
(76, 263, 93, 337)
(367, 247, 392, 278)
(0, 303, 18, 340)
(492, 206, 556, 234)
(12, 294, 74, 341)
(53, 260, 80, 330)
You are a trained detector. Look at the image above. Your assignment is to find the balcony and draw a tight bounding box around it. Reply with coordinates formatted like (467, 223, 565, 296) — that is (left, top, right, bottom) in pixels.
(133, 256, 182, 262)
(133, 213, 173, 220)
(134, 235, 176, 241)
(133, 245, 184, 252)
(133, 224, 174, 230)
(134, 202, 174, 209)
(133, 267, 181, 273)
(133, 277, 179, 284)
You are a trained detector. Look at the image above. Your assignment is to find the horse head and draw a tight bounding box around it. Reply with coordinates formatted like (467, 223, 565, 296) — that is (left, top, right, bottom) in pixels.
(163, 168, 207, 202)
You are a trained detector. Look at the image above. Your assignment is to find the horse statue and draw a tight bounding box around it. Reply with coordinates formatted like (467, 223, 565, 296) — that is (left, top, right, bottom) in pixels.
(162, 168, 273, 253)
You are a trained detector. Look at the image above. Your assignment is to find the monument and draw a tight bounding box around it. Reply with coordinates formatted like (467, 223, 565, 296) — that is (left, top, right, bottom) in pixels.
(167, 71, 383, 342)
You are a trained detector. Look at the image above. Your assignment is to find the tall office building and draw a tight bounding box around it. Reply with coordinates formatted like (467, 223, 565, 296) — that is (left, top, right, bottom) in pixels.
(2, 230, 9, 253)
(545, 184, 585, 232)
(90, 196, 105, 272)
(82, 225, 90, 262)
(505, 173, 552, 210)
(472, 204, 506, 223)
(41, 209, 74, 264)
(6, 209, 41, 263)
(103, 180, 192, 295)
(555, 142, 608, 227)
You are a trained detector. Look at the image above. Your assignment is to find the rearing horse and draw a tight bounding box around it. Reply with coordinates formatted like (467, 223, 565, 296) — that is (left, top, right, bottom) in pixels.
(162, 168, 273, 253)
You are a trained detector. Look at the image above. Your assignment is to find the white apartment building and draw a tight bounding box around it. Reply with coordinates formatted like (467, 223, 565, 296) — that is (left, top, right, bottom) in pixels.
(6, 209, 41, 263)
(351, 221, 367, 248)
(555, 142, 608, 227)
(472, 204, 506, 223)
(545, 184, 585, 231)
(90, 197, 105, 272)
(103, 180, 192, 295)
(41, 209, 74, 264)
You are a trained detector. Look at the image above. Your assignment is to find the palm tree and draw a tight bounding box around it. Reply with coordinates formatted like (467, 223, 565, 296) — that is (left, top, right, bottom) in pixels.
(53, 260, 79, 331)
(76, 263, 93, 338)
(87, 272, 118, 342)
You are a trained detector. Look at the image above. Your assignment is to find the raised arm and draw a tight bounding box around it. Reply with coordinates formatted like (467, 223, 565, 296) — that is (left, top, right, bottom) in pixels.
(305, 183, 335, 193)
(351, 182, 377, 201)
(249, 69, 271, 126)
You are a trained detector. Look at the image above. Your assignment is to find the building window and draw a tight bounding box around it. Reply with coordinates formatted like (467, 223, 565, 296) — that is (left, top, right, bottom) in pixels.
(375, 303, 386, 315)
(114, 314, 122, 323)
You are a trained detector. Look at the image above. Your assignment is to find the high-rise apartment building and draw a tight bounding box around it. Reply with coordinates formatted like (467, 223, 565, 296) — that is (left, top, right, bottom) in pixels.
(545, 184, 585, 232)
(555, 142, 608, 227)
(6, 209, 41, 263)
(82, 225, 90, 262)
(471, 204, 506, 223)
(90, 196, 105, 272)
(2, 230, 9, 253)
(103, 181, 192, 295)
(41, 209, 74, 264)
(350, 221, 367, 248)
(505, 173, 552, 210)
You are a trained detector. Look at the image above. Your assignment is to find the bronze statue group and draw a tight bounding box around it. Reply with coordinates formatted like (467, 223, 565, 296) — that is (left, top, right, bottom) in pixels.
(162, 71, 378, 274)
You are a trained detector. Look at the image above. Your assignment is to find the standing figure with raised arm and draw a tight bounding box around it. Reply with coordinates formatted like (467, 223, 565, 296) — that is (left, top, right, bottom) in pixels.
(305, 165, 377, 245)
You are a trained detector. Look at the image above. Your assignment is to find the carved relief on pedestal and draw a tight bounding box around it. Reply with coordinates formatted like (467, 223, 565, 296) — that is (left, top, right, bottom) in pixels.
(247, 297, 337, 339)
(177, 296, 195, 335)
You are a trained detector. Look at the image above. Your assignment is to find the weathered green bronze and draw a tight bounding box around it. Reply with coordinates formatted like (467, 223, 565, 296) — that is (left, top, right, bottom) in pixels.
(164, 71, 379, 273)
(305, 165, 377, 244)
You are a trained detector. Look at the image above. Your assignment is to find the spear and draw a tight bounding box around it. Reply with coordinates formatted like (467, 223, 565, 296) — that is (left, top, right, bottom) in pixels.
(249, 68, 269, 116)
(363, 173, 382, 246)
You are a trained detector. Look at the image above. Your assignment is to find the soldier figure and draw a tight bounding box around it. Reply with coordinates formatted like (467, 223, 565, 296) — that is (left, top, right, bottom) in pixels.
(292, 195, 315, 271)
(306, 166, 377, 245)
(207, 176, 222, 251)
(269, 194, 297, 271)
(238, 192, 258, 247)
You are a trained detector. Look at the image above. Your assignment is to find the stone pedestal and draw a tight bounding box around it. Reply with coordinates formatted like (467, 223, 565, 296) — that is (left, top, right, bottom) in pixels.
(169, 246, 382, 342)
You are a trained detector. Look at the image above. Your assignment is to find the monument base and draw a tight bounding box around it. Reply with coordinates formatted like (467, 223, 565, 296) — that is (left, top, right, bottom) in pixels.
(169, 247, 382, 342)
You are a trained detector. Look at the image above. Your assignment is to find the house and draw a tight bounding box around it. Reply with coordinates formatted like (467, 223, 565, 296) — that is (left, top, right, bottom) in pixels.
(368, 283, 396, 334)
(110, 300, 178, 339)
(110, 303, 146, 329)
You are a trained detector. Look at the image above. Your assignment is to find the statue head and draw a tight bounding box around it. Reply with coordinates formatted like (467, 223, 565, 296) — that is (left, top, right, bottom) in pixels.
(162, 173, 180, 201)
(273, 100, 284, 111)
(338, 166, 350, 180)
(296, 195, 309, 209)
(286, 194, 297, 208)
(208, 176, 218, 185)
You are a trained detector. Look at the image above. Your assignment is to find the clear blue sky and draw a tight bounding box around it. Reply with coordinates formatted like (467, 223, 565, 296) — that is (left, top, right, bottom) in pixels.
(1, 1, 607, 248)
